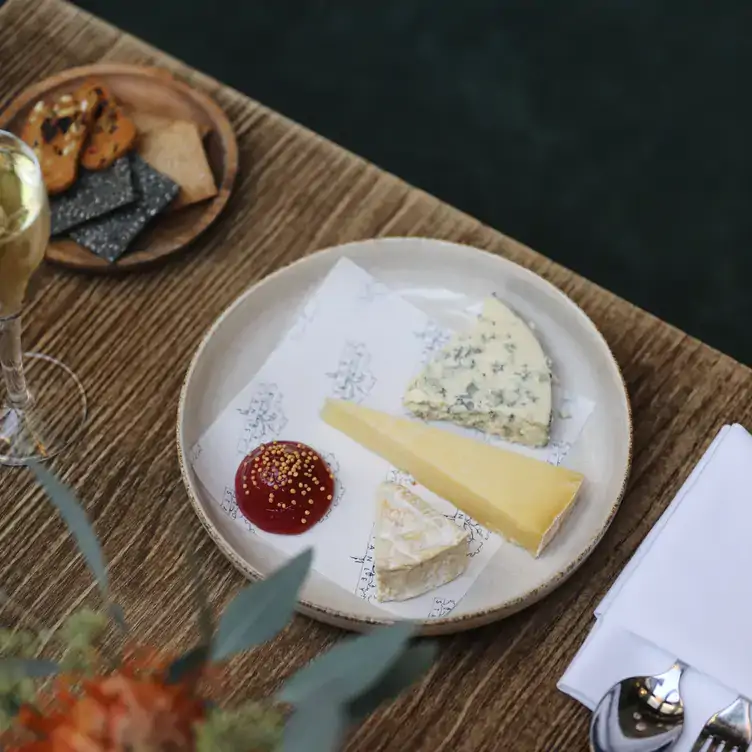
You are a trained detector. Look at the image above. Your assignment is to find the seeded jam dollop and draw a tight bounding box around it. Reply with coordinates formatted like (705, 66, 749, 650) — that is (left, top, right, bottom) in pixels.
(234, 441, 335, 534)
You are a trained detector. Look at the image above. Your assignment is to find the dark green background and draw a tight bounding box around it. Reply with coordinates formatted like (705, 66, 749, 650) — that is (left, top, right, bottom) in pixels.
(26, 2, 752, 361)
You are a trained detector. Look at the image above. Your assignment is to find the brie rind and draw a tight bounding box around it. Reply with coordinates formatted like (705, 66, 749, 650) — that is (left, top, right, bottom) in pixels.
(374, 481, 469, 602)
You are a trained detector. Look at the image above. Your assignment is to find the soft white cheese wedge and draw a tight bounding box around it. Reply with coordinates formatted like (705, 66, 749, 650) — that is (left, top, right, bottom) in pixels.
(374, 482, 469, 602)
(404, 296, 553, 447)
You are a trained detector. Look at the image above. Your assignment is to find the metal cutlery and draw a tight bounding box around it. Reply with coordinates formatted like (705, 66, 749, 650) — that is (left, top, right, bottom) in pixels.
(590, 662, 686, 752)
(690, 695, 752, 752)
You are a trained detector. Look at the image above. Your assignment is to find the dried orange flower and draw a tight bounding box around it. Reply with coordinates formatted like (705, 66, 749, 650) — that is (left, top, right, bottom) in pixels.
(7, 669, 205, 752)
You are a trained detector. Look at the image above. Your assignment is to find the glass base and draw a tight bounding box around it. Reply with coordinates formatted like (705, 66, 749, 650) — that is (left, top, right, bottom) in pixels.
(0, 353, 87, 466)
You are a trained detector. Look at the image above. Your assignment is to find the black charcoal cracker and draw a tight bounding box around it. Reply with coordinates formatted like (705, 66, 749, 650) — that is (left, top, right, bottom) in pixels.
(70, 154, 179, 263)
(50, 157, 135, 235)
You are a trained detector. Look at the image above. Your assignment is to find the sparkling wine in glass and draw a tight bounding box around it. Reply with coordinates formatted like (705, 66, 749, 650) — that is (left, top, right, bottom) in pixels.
(0, 129, 87, 466)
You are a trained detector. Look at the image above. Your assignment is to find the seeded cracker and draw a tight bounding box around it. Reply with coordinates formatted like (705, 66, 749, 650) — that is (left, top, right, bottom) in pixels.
(70, 154, 178, 262)
(80, 82, 137, 171)
(21, 83, 101, 195)
(50, 157, 135, 235)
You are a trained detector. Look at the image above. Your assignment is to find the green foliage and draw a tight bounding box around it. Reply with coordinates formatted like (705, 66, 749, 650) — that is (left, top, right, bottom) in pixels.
(166, 645, 209, 685)
(195, 702, 283, 752)
(28, 464, 126, 630)
(346, 641, 437, 722)
(277, 621, 416, 706)
(3, 467, 437, 752)
(277, 623, 438, 752)
(166, 551, 214, 683)
(0, 658, 59, 678)
(0, 672, 36, 733)
(187, 549, 213, 646)
(0, 655, 59, 733)
(58, 607, 110, 673)
(282, 701, 344, 752)
(29, 464, 108, 595)
(0, 628, 48, 731)
(0, 629, 40, 660)
(210, 549, 313, 662)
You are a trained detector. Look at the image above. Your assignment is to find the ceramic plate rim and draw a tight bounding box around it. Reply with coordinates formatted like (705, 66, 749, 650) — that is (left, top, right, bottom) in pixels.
(176, 237, 633, 634)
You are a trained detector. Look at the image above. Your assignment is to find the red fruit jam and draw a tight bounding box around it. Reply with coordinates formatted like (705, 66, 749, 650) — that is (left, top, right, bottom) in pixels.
(235, 440, 335, 534)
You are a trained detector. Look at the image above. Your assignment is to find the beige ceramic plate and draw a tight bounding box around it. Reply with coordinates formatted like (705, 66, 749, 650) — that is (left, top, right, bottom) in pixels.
(177, 238, 632, 635)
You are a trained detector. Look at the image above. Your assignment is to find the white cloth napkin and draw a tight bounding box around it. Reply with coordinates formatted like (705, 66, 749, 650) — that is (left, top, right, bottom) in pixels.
(559, 424, 752, 752)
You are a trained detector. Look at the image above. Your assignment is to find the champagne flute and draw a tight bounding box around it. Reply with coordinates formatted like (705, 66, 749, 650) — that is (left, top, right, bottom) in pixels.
(0, 130, 87, 466)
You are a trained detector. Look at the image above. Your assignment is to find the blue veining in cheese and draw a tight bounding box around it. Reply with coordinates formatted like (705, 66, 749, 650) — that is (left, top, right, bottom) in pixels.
(403, 297, 553, 447)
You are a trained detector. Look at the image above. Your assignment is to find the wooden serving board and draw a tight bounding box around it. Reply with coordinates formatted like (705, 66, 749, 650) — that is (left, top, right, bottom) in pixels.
(0, 63, 238, 273)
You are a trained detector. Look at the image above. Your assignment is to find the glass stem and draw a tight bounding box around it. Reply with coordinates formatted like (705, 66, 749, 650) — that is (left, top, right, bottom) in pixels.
(0, 316, 31, 408)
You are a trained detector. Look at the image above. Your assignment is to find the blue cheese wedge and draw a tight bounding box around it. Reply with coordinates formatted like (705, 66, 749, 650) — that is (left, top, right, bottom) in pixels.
(374, 481, 469, 602)
(403, 297, 553, 447)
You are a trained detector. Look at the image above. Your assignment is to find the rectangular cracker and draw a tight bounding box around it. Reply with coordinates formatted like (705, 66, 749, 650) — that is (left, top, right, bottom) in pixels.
(51, 157, 135, 235)
(70, 154, 178, 262)
(132, 111, 211, 139)
(136, 120, 217, 209)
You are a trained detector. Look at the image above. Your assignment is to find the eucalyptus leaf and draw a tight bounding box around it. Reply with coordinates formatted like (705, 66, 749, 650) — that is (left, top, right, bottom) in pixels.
(346, 641, 437, 721)
(1, 691, 23, 724)
(0, 658, 59, 678)
(166, 644, 209, 684)
(282, 700, 344, 752)
(186, 549, 213, 645)
(211, 549, 313, 662)
(29, 465, 127, 632)
(29, 464, 109, 598)
(277, 621, 416, 707)
(108, 603, 127, 631)
(166, 551, 214, 683)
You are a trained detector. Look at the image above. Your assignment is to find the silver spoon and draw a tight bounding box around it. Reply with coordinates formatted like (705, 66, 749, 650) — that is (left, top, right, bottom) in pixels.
(590, 662, 686, 752)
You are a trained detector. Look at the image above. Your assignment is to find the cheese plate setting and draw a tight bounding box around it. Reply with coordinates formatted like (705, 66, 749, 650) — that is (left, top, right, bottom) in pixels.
(177, 237, 632, 635)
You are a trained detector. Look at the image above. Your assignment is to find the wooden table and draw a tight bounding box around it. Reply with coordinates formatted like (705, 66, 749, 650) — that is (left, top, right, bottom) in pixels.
(1, 1, 751, 749)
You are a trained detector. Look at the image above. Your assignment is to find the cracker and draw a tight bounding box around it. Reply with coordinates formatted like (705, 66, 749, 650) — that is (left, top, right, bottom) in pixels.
(50, 157, 135, 235)
(70, 154, 178, 262)
(132, 111, 211, 139)
(137, 120, 217, 209)
(21, 84, 100, 195)
(80, 83, 137, 171)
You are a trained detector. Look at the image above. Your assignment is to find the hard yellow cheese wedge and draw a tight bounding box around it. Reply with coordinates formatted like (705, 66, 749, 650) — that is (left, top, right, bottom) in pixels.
(321, 398, 584, 556)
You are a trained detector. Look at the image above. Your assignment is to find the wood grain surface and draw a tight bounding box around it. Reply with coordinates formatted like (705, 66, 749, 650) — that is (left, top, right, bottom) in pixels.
(1, 1, 750, 750)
